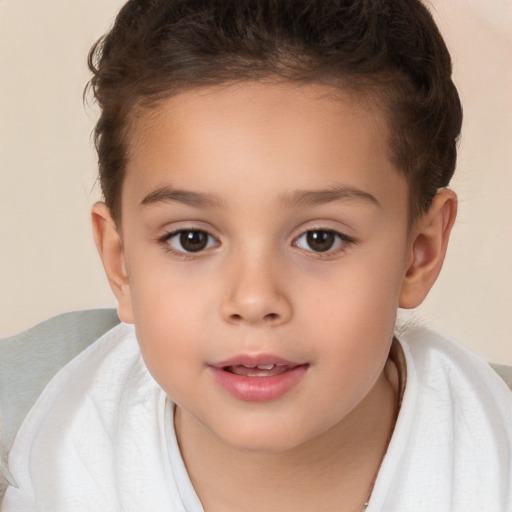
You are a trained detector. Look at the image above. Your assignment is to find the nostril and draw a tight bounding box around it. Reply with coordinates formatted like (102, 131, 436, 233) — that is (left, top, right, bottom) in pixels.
(264, 313, 279, 321)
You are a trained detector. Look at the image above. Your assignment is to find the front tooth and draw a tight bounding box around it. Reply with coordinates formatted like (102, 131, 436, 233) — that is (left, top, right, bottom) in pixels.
(257, 364, 274, 370)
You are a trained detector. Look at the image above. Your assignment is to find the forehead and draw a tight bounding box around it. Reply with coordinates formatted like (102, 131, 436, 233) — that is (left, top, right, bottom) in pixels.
(129, 81, 390, 159)
(123, 81, 406, 216)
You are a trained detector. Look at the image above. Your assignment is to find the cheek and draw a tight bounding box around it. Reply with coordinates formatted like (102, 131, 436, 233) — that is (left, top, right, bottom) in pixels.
(295, 246, 406, 377)
(126, 261, 214, 383)
(129, 247, 213, 319)
(299, 248, 405, 330)
(132, 306, 205, 404)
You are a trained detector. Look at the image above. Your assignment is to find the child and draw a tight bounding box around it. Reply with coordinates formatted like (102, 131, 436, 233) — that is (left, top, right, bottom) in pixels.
(2, 0, 512, 511)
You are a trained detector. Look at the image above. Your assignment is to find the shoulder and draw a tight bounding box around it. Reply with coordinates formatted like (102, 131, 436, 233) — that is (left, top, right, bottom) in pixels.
(370, 324, 512, 511)
(1, 317, 172, 511)
(398, 323, 512, 393)
(401, 325, 512, 478)
(0, 309, 121, 501)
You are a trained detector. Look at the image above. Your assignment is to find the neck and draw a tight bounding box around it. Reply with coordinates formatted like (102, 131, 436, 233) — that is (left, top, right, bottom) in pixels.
(175, 363, 398, 512)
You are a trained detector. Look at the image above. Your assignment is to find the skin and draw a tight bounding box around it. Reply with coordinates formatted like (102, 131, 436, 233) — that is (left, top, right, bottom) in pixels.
(92, 81, 457, 512)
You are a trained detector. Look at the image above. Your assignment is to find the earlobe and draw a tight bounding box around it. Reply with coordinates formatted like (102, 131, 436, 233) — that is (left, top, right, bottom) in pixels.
(399, 189, 457, 309)
(91, 202, 134, 324)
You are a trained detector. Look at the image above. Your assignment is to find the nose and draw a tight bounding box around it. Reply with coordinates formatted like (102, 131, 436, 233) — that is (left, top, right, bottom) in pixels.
(220, 253, 293, 326)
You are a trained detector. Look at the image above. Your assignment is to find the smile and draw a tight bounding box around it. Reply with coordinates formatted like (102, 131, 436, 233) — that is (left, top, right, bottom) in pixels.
(225, 363, 294, 377)
(209, 356, 308, 402)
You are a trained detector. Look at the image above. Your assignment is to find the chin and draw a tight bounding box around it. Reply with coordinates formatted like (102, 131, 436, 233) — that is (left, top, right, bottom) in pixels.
(225, 435, 306, 454)
(210, 417, 328, 455)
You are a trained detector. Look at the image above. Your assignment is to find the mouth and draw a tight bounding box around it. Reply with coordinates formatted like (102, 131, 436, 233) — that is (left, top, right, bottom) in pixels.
(209, 356, 308, 402)
(223, 363, 300, 378)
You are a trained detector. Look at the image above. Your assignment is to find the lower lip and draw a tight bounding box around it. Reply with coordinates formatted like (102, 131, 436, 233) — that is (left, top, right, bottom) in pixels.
(209, 365, 308, 402)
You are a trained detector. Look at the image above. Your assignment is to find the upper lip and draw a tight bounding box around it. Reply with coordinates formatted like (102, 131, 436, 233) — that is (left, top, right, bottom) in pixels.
(209, 354, 305, 369)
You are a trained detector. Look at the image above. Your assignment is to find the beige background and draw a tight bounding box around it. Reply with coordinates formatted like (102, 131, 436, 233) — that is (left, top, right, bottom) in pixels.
(0, 0, 511, 364)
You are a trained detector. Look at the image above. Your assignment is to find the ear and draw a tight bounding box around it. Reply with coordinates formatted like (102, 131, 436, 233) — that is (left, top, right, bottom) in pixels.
(91, 202, 134, 324)
(399, 188, 457, 309)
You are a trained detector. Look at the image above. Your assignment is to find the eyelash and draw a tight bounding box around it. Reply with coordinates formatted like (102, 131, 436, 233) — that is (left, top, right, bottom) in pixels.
(158, 229, 219, 258)
(158, 228, 354, 258)
(293, 229, 354, 256)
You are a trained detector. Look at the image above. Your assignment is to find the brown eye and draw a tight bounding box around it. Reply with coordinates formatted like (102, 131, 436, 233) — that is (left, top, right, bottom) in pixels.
(295, 229, 350, 253)
(306, 230, 335, 252)
(180, 231, 208, 252)
(167, 230, 217, 253)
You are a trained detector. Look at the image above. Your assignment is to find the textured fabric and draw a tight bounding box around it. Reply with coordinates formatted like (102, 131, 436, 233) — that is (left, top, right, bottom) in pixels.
(0, 309, 120, 499)
(2, 322, 512, 512)
(2, 323, 193, 512)
(368, 326, 512, 512)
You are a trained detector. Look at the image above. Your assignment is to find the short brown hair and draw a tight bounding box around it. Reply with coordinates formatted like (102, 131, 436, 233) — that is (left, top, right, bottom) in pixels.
(87, 0, 462, 225)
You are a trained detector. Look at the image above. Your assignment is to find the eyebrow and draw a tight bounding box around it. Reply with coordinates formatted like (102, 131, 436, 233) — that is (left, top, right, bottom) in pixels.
(139, 184, 380, 209)
(279, 186, 380, 208)
(140, 187, 225, 208)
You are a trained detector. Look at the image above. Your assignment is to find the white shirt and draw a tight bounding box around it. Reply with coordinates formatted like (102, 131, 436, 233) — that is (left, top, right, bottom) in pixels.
(2, 323, 512, 512)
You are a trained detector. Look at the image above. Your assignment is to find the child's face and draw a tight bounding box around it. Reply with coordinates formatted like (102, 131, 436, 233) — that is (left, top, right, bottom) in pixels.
(107, 82, 414, 451)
